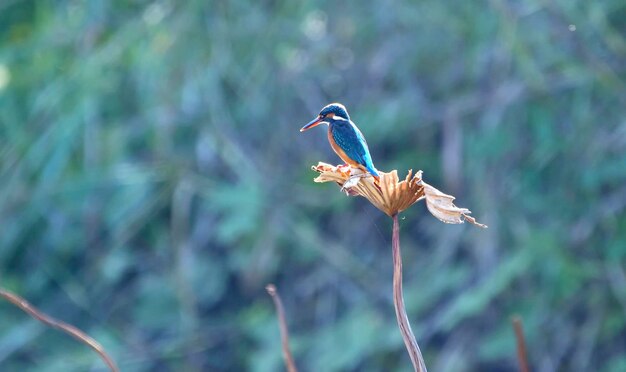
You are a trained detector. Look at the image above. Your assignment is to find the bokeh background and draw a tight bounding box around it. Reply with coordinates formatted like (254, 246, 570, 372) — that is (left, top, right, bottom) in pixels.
(1, 1, 626, 371)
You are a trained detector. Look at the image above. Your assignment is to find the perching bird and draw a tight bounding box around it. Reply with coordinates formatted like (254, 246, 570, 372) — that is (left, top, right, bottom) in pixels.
(300, 103, 380, 181)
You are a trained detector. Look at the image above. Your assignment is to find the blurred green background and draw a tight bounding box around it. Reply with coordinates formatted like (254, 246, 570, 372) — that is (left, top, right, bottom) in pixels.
(1, 1, 625, 371)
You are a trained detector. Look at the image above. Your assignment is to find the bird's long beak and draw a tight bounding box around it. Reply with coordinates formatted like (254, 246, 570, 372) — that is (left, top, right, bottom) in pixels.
(300, 116, 324, 132)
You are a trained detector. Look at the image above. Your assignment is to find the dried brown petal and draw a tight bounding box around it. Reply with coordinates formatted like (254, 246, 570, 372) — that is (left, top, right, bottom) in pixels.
(311, 162, 487, 228)
(422, 182, 487, 228)
(313, 162, 423, 216)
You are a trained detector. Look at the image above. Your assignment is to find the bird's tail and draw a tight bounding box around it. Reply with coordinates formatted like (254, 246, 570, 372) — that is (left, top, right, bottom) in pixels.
(369, 166, 380, 179)
(367, 165, 380, 178)
(359, 164, 381, 188)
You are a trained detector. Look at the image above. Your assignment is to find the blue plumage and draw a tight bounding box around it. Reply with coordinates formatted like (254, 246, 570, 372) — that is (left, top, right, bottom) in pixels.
(330, 118, 380, 177)
(300, 103, 380, 179)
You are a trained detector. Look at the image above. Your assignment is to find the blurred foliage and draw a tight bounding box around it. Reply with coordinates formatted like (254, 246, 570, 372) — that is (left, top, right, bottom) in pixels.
(1, 0, 626, 371)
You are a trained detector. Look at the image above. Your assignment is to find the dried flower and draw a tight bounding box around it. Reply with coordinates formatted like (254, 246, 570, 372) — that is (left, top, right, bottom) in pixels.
(309, 161, 486, 372)
(312, 162, 486, 228)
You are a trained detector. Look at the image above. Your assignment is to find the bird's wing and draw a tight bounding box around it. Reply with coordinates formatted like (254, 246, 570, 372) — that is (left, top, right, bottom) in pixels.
(331, 120, 378, 175)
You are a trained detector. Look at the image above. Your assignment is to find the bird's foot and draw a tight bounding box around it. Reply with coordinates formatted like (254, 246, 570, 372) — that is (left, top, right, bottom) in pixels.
(337, 163, 351, 173)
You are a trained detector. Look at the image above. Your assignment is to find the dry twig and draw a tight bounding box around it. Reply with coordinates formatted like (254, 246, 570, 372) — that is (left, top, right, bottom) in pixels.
(512, 316, 530, 372)
(393, 214, 428, 372)
(266, 284, 297, 372)
(0, 287, 119, 372)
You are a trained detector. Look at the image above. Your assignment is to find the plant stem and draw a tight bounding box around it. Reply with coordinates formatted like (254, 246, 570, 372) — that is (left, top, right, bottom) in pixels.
(0, 287, 119, 372)
(392, 214, 427, 372)
(512, 316, 530, 372)
(266, 284, 298, 372)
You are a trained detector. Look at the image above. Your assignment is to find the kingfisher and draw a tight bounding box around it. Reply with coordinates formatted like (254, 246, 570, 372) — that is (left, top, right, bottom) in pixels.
(300, 103, 380, 182)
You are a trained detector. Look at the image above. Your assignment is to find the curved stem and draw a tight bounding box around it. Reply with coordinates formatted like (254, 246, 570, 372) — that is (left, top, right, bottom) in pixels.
(512, 316, 530, 372)
(392, 214, 427, 372)
(266, 284, 298, 372)
(0, 288, 119, 372)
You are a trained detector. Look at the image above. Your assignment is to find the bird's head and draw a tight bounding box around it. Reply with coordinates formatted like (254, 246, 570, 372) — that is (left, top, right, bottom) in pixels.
(300, 103, 350, 132)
